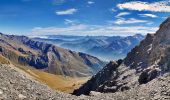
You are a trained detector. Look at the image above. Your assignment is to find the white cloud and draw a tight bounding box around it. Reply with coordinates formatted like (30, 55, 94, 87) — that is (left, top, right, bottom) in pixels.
(87, 1, 95, 4)
(139, 14, 158, 18)
(116, 12, 130, 18)
(114, 18, 148, 25)
(56, 8, 77, 15)
(32, 24, 158, 36)
(117, 1, 170, 12)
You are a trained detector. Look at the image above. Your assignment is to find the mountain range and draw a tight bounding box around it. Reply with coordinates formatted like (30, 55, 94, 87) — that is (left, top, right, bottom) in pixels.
(0, 17, 170, 99)
(33, 34, 144, 61)
(0, 33, 105, 77)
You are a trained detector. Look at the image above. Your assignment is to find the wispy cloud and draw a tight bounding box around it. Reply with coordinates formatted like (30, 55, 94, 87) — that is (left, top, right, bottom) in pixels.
(32, 24, 87, 34)
(87, 1, 95, 5)
(114, 18, 148, 25)
(116, 12, 130, 18)
(52, 0, 66, 5)
(56, 8, 77, 15)
(64, 19, 79, 25)
(139, 14, 158, 18)
(32, 24, 158, 36)
(117, 1, 170, 12)
(110, 8, 116, 12)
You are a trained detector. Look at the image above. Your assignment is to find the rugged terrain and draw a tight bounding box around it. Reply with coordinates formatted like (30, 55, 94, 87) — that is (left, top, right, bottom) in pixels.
(1, 17, 170, 100)
(0, 33, 105, 77)
(73, 17, 170, 98)
(0, 54, 88, 93)
(1, 59, 170, 99)
(34, 34, 144, 61)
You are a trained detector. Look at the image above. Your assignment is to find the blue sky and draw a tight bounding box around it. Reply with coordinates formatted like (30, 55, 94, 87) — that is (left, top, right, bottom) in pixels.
(0, 0, 170, 36)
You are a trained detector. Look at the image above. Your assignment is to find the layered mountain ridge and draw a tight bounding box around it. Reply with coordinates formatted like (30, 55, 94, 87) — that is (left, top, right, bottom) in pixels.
(34, 34, 144, 61)
(0, 33, 105, 77)
(73, 17, 170, 96)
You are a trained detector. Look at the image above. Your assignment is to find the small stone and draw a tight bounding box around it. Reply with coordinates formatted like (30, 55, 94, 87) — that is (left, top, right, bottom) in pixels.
(0, 89, 3, 95)
(18, 94, 26, 99)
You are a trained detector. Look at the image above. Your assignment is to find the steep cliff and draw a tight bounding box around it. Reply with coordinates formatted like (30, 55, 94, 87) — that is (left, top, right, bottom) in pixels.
(73, 17, 170, 95)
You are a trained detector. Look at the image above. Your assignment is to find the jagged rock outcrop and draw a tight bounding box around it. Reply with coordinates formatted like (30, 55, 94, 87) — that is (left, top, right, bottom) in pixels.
(0, 33, 106, 77)
(73, 60, 123, 95)
(73, 17, 170, 95)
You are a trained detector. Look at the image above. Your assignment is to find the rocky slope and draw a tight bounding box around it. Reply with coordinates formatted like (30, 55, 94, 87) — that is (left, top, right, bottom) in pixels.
(0, 64, 74, 100)
(1, 63, 170, 100)
(73, 17, 170, 95)
(0, 33, 105, 77)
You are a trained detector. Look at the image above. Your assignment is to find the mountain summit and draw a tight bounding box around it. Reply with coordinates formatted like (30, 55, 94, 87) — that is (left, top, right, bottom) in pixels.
(73, 17, 170, 98)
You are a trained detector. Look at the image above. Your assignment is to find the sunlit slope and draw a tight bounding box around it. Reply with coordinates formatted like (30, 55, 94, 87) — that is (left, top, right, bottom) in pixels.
(0, 55, 10, 64)
(0, 54, 88, 93)
(25, 69, 89, 93)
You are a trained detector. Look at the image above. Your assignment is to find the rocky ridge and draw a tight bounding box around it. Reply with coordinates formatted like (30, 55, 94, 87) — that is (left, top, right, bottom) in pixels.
(0, 33, 105, 77)
(73, 17, 170, 96)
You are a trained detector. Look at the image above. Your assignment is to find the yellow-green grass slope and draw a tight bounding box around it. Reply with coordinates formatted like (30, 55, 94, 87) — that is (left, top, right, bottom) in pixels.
(0, 54, 89, 93)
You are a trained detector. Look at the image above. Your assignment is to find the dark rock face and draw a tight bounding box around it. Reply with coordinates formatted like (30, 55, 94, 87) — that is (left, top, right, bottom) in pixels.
(138, 68, 160, 84)
(73, 60, 122, 95)
(125, 17, 170, 74)
(0, 33, 106, 77)
(73, 17, 170, 95)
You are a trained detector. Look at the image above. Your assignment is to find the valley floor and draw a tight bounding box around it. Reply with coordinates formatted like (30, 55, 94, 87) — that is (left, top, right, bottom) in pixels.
(25, 69, 89, 93)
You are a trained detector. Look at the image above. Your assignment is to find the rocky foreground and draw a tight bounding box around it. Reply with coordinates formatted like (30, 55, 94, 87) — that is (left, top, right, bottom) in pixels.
(1, 63, 170, 100)
(0, 64, 76, 100)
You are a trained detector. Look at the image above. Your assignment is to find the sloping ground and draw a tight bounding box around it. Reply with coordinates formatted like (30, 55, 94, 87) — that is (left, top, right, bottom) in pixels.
(0, 54, 88, 93)
(25, 69, 89, 93)
(0, 55, 10, 64)
(0, 64, 75, 100)
(73, 17, 170, 96)
(1, 62, 170, 100)
(0, 33, 105, 77)
(83, 73, 170, 100)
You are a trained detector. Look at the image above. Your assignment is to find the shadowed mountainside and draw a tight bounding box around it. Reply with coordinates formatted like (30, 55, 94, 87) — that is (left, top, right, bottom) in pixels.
(0, 33, 106, 77)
